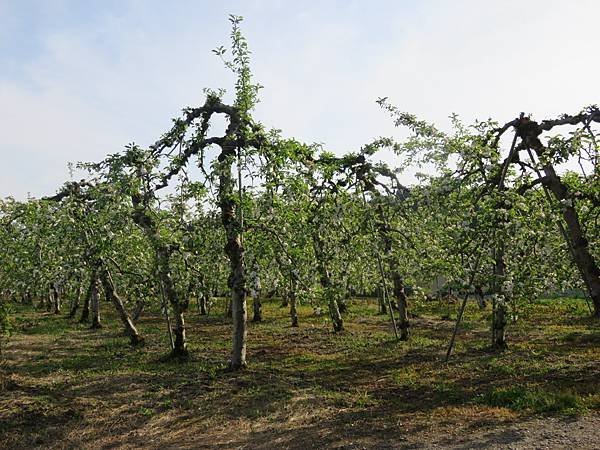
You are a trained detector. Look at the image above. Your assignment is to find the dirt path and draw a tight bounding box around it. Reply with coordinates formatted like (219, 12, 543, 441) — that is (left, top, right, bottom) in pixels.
(397, 415, 600, 449)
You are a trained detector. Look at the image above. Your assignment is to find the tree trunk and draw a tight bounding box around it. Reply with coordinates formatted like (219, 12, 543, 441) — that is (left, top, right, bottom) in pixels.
(51, 283, 61, 314)
(90, 277, 102, 329)
(171, 306, 187, 357)
(157, 259, 188, 357)
(289, 283, 299, 327)
(519, 119, 600, 318)
(46, 284, 53, 312)
(392, 272, 410, 341)
(219, 149, 247, 370)
(69, 283, 83, 318)
(99, 268, 143, 346)
(290, 293, 299, 328)
(252, 296, 262, 321)
(225, 297, 233, 318)
(79, 284, 92, 323)
(475, 286, 487, 309)
(312, 235, 343, 332)
(132, 300, 144, 322)
(492, 248, 508, 349)
(280, 295, 289, 308)
(541, 164, 600, 317)
(327, 287, 344, 333)
(251, 264, 262, 322)
(131, 190, 188, 356)
(377, 205, 409, 340)
(377, 286, 387, 315)
(199, 294, 208, 315)
(492, 297, 508, 349)
(79, 278, 92, 324)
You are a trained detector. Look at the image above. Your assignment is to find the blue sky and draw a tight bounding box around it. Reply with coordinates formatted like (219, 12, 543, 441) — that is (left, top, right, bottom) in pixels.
(1, 0, 599, 199)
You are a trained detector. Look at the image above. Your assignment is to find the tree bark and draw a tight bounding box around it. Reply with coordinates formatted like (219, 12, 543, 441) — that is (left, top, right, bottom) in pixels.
(46, 284, 53, 312)
(251, 264, 262, 322)
(221, 174, 247, 368)
(79, 280, 95, 323)
(69, 282, 83, 318)
(51, 282, 61, 314)
(199, 294, 208, 315)
(172, 307, 187, 357)
(290, 290, 299, 327)
(312, 234, 343, 332)
(158, 264, 188, 357)
(280, 295, 289, 308)
(376, 205, 409, 340)
(99, 268, 143, 346)
(79, 272, 94, 324)
(392, 272, 410, 341)
(541, 165, 600, 317)
(90, 277, 102, 329)
(516, 117, 600, 318)
(131, 191, 188, 356)
(492, 248, 508, 349)
(132, 300, 144, 322)
(377, 286, 387, 315)
(289, 279, 299, 327)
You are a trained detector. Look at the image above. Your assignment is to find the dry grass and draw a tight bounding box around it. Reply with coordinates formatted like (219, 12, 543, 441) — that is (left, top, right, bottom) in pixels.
(0, 297, 599, 449)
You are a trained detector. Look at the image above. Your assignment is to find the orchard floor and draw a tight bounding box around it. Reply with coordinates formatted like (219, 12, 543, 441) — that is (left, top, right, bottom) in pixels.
(1, 297, 599, 449)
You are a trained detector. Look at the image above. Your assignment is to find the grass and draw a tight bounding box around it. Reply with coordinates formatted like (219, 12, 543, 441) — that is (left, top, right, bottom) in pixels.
(0, 296, 598, 448)
(477, 386, 587, 414)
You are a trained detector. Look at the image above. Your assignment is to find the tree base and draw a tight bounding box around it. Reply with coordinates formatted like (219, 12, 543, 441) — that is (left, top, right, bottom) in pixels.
(491, 342, 508, 351)
(226, 361, 247, 371)
(168, 348, 190, 360)
(129, 335, 145, 347)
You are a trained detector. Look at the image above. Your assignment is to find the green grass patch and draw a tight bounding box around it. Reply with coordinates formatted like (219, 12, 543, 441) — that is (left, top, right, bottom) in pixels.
(477, 385, 587, 414)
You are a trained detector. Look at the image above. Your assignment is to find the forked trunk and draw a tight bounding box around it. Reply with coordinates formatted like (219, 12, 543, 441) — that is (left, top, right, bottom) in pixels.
(377, 205, 410, 340)
(156, 255, 188, 357)
(131, 189, 188, 355)
(215, 105, 247, 370)
(313, 235, 343, 333)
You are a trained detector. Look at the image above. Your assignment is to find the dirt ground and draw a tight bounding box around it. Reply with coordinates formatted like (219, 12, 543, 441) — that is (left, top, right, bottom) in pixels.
(1, 299, 598, 449)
